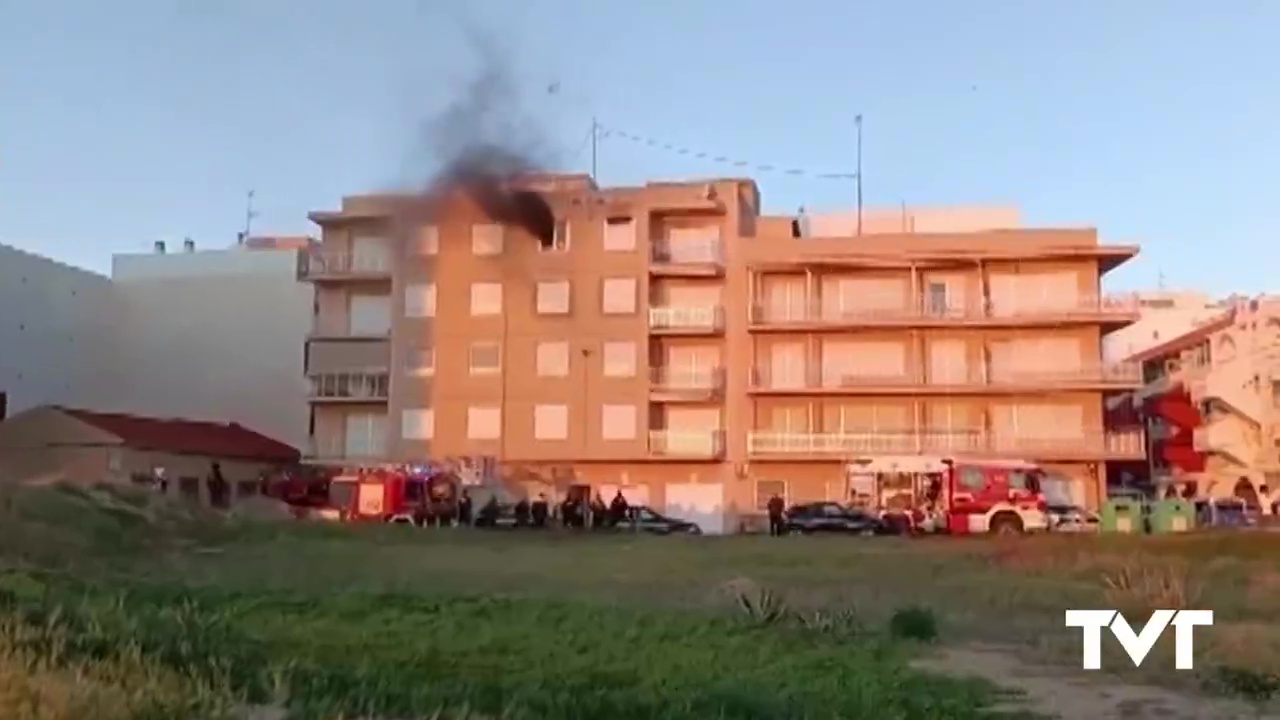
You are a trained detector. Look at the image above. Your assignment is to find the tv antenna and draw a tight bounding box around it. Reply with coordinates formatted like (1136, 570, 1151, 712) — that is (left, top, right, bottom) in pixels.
(238, 190, 258, 244)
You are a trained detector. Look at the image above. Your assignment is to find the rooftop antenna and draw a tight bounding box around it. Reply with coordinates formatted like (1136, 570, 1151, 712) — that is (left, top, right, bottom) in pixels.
(855, 115, 864, 237)
(590, 117, 599, 180)
(1157, 269, 1167, 290)
(238, 190, 258, 245)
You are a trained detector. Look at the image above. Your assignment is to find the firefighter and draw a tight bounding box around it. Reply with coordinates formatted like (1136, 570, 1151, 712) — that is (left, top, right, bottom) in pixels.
(608, 491, 629, 527)
(477, 496, 500, 527)
(590, 493, 608, 529)
(458, 490, 473, 527)
(766, 493, 786, 537)
(207, 462, 230, 509)
(531, 493, 550, 528)
(514, 497, 531, 527)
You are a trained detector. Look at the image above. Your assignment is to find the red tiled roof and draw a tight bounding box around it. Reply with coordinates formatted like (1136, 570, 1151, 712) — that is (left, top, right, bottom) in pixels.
(56, 407, 299, 464)
(1125, 310, 1236, 364)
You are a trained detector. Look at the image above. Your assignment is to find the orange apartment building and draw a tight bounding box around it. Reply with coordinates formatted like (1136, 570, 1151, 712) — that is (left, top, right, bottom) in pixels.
(300, 173, 1146, 528)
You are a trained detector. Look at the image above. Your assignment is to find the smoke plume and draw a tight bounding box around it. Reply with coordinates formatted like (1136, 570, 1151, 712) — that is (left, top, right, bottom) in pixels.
(406, 36, 558, 245)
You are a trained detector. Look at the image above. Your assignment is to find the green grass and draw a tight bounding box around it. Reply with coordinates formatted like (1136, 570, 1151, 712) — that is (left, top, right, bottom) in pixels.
(3, 483, 1280, 718)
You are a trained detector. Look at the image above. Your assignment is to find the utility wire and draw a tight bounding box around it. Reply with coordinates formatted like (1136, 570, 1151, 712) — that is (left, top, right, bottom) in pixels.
(596, 123, 859, 180)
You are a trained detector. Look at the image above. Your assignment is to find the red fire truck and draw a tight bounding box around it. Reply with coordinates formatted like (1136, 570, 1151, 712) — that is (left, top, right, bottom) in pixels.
(846, 455, 1049, 535)
(327, 466, 461, 524)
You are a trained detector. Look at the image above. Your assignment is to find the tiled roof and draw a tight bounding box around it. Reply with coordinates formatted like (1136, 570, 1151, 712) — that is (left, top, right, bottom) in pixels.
(55, 407, 299, 463)
(1126, 310, 1236, 364)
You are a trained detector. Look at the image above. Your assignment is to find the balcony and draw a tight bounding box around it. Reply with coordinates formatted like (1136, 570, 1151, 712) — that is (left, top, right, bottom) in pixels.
(308, 316, 391, 341)
(649, 430, 725, 459)
(306, 435, 388, 463)
(749, 362, 1143, 395)
(649, 305, 725, 334)
(308, 370, 390, 402)
(650, 238, 724, 276)
(746, 428, 1145, 461)
(298, 249, 392, 282)
(749, 294, 1140, 331)
(650, 367, 725, 400)
(1192, 419, 1256, 466)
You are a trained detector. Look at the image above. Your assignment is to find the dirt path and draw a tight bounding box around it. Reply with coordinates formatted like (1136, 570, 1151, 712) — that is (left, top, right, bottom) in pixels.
(913, 645, 1277, 720)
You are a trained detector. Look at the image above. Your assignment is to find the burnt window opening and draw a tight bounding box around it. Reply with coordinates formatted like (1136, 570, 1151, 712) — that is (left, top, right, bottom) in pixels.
(541, 221, 570, 252)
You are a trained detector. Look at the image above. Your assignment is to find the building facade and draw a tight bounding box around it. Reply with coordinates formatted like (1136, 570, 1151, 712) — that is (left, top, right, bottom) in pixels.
(303, 175, 1145, 526)
(1127, 297, 1280, 506)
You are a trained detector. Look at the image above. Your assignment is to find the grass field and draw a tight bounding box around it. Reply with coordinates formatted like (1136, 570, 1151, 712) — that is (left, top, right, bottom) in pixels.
(2, 484, 1280, 719)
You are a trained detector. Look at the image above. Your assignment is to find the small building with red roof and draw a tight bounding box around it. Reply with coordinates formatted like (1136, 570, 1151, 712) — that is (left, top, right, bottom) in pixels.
(0, 405, 299, 503)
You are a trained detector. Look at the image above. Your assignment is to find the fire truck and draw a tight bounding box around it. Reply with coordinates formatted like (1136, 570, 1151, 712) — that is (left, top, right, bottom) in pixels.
(846, 455, 1049, 535)
(327, 465, 462, 524)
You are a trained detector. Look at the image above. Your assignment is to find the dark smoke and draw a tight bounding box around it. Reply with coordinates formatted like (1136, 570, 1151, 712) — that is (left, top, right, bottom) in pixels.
(409, 35, 558, 245)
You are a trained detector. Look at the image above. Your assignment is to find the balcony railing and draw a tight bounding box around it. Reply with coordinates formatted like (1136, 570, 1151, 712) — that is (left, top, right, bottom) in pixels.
(298, 250, 392, 280)
(746, 428, 1145, 460)
(650, 367, 726, 394)
(651, 238, 724, 267)
(648, 305, 725, 333)
(309, 316, 391, 339)
(308, 370, 390, 401)
(649, 430, 725, 458)
(750, 294, 1139, 326)
(750, 362, 1143, 391)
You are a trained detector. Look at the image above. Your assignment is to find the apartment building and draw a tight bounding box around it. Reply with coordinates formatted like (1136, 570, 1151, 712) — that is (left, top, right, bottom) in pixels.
(1127, 297, 1280, 507)
(302, 174, 1145, 525)
(1102, 290, 1225, 362)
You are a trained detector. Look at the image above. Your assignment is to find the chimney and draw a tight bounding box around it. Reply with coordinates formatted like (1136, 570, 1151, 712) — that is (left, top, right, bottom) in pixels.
(153, 241, 166, 254)
(182, 238, 195, 253)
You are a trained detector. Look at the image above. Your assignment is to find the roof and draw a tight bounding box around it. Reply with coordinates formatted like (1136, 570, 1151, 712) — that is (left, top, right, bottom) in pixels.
(1125, 310, 1236, 364)
(55, 407, 299, 463)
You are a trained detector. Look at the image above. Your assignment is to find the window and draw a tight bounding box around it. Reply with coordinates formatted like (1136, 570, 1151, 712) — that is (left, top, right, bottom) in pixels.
(926, 282, 948, 316)
(348, 294, 391, 335)
(601, 404, 637, 440)
(602, 277, 637, 314)
(536, 280, 571, 315)
(536, 341, 570, 377)
(541, 221, 570, 252)
(602, 341, 637, 377)
(404, 283, 436, 318)
(405, 345, 434, 376)
(603, 217, 636, 251)
(755, 479, 787, 511)
(471, 224, 504, 255)
(469, 341, 502, 374)
(470, 282, 503, 316)
(534, 404, 569, 440)
(410, 225, 439, 255)
(467, 406, 502, 440)
(401, 409, 434, 440)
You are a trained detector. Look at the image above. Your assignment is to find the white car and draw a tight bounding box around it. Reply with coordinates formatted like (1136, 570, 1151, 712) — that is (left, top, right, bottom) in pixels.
(1048, 505, 1099, 533)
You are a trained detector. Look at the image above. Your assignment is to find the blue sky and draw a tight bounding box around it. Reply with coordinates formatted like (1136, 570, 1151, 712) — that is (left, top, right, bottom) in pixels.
(2, 1, 1275, 293)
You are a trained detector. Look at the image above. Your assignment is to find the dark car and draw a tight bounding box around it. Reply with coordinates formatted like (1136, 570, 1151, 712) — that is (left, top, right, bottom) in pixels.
(785, 502, 884, 536)
(621, 506, 702, 536)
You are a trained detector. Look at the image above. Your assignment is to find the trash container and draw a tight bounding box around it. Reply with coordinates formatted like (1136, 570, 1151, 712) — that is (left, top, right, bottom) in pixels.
(1149, 498, 1195, 533)
(1100, 497, 1143, 534)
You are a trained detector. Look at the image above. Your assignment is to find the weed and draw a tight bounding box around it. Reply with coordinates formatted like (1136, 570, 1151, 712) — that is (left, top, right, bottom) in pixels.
(890, 606, 940, 643)
(1204, 666, 1280, 702)
(1100, 559, 1202, 612)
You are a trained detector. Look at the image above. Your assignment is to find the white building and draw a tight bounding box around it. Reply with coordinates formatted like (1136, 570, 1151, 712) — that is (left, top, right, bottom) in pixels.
(1103, 291, 1227, 362)
(0, 239, 313, 450)
(0, 243, 119, 414)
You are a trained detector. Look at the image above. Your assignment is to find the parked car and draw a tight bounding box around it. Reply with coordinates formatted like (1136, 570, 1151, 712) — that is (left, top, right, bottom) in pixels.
(1047, 504, 1099, 533)
(785, 502, 884, 535)
(621, 506, 703, 535)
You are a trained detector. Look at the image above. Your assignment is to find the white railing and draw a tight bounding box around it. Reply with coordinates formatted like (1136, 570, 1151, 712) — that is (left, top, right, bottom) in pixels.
(750, 293, 1140, 325)
(749, 363, 1142, 390)
(308, 370, 390, 401)
(309, 316, 391, 338)
(746, 429, 1146, 459)
(649, 430, 725, 458)
(648, 305, 725, 332)
(651, 238, 724, 266)
(299, 250, 391, 279)
(650, 367, 725, 392)
(306, 435, 389, 462)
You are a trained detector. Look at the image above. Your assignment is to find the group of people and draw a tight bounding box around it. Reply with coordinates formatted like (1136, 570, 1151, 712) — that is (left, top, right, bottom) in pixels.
(439, 489, 636, 530)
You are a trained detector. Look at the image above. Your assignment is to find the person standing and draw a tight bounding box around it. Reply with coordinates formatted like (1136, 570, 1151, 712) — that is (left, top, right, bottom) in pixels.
(766, 493, 787, 537)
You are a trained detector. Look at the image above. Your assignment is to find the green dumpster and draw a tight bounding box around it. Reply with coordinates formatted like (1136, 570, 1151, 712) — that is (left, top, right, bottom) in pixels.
(1149, 498, 1195, 533)
(1100, 497, 1143, 534)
